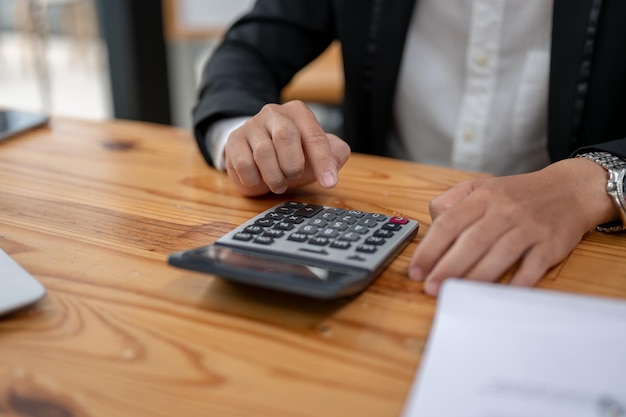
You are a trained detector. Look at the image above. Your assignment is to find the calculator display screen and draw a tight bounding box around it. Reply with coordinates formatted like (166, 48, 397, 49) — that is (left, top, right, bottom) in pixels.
(180, 245, 367, 286)
(211, 246, 330, 281)
(169, 244, 374, 298)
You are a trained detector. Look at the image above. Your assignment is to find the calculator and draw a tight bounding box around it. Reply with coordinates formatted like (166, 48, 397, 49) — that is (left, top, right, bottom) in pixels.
(168, 201, 419, 299)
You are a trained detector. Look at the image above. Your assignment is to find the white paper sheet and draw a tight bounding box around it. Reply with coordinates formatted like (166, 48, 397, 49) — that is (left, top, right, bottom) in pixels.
(401, 279, 626, 417)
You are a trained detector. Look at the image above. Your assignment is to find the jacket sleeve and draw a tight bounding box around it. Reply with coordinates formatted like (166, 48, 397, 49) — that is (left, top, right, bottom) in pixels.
(573, 138, 626, 160)
(192, 0, 336, 166)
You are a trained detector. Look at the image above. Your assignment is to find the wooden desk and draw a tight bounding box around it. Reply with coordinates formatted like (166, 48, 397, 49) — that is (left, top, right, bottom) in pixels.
(281, 42, 344, 106)
(1, 118, 626, 417)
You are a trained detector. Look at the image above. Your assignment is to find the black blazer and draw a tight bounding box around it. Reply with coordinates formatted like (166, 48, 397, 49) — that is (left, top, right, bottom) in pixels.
(193, 0, 626, 166)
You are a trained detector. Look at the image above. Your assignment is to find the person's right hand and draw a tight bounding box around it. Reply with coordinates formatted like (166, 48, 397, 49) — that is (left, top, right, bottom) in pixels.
(224, 100, 351, 197)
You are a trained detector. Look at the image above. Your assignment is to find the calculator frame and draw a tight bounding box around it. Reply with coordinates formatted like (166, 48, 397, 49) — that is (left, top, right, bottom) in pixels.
(168, 245, 375, 299)
(168, 202, 419, 299)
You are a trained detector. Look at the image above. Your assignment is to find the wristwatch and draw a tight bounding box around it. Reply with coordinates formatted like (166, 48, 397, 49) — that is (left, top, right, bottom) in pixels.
(577, 151, 626, 232)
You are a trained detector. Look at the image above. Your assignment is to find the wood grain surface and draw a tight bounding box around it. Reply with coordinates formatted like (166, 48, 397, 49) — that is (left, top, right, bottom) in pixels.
(1, 117, 625, 417)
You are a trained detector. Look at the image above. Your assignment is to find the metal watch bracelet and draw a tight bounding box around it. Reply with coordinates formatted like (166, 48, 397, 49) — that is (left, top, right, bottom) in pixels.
(576, 151, 626, 232)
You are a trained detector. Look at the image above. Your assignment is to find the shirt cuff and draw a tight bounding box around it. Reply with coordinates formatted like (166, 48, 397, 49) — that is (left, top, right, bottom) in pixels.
(205, 116, 250, 171)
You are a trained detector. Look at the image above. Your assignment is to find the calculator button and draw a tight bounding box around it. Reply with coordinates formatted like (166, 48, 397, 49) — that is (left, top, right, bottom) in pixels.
(244, 225, 264, 234)
(357, 218, 379, 227)
(318, 228, 339, 238)
(365, 236, 386, 245)
(330, 240, 351, 250)
(233, 233, 254, 241)
(339, 232, 361, 242)
(365, 213, 387, 222)
(298, 225, 318, 234)
(255, 218, 275, 227)
(346, 210, 365, 218)
(374, 229, 394, 238)
(284, 215, 305, 224)
(324, 208, 345, 215)
(276, 206, 296, 214)
(389, 216, 409, 224)
(356, 245, 377, 253)
(328, 221, 349, 230)
(288, 233, 309, 242)
(265, 212, 285, 220)
(253, 236, 274, 245)
(295, 204, 324, 218)
(263, 229, 284, 238)
(308, 218, 328, 227)
(349, 224, 370, 234)
(338, 215, 358, 224)
(274, 222, 295, 231)
(318, 212, 338, 220)
(308, 236, 329, 246)
(382, 223, 402, 231)
(284, 201, 304, 209)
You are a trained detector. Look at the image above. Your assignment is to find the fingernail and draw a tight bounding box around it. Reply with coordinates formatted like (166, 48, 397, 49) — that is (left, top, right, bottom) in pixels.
(424, 280, 440, 296)
(320, 170, 337, 188)
(274, 185, 287, 194)
(409, 266, 424, 281)
(286, 172, 302, 180)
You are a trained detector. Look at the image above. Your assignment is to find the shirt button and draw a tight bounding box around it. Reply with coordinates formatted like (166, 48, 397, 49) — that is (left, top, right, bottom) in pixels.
(475, 54, 490, 68)
(463, 129, 476, 143)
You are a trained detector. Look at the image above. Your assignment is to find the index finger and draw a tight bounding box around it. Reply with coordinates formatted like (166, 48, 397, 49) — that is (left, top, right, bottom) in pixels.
(283, 101, 338, 188)
(409, 198, 486, 282)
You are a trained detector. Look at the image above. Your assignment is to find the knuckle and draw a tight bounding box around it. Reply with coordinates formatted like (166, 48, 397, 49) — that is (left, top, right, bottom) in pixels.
(302, 130, 328, 145)
(251, 139, 274, 159)
(260, 103, 281, 115)
(431, 212, 460, 234)
(464, 232, 492, 248)
(264, 178, 281, 188)
(228, 154, 254, 174)
(281, 159, 305, 178)
(263, 173, 287, 191)
(515, 250, 555, 286)
(514, 267, 544, 287)
(428, 196, 446, 213)
(271, 123, 300, 143)
(283, 168, 304, 180)
(283, 100, 308, 112)
(529, 250, 555, 270)
(492, 209, 518, 228)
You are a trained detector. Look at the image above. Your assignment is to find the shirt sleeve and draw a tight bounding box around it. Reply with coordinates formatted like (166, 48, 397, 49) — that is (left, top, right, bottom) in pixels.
(205, 116, 250, 171)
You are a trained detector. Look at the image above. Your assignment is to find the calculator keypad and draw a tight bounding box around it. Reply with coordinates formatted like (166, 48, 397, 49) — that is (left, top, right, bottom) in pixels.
(217, 202, 419, 270)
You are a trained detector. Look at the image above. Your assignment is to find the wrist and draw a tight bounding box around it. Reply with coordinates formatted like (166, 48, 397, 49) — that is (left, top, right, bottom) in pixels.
(544, 158, 619, 232)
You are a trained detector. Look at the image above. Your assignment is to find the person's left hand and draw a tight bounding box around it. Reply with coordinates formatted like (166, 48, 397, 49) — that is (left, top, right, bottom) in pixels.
(408, 157, 618, 296)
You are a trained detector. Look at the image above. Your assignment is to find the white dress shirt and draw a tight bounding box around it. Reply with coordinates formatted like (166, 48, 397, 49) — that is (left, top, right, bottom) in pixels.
(391, 0, 553, 175)
(208, 0, 554, 175)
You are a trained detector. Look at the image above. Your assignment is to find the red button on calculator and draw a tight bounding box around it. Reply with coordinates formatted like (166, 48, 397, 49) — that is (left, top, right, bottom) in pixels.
(389, 216, 409, 224)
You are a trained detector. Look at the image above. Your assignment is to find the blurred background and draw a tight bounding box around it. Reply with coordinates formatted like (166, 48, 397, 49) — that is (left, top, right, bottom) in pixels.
(0, 0, 343, 130)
